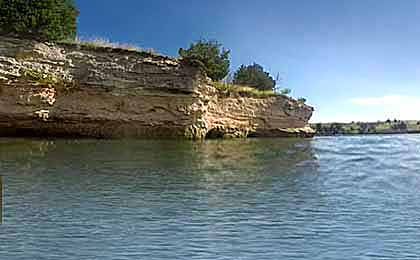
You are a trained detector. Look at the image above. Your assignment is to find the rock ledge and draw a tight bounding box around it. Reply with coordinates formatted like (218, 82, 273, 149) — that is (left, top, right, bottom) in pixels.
(0, 36, 314, 139)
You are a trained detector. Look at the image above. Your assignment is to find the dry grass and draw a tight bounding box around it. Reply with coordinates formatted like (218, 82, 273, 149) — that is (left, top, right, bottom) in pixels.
(59, 37, 156, 54)
(213, 82, 280, 98)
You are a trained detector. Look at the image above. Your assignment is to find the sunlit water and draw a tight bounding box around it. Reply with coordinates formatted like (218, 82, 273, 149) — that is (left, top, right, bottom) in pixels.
(1, 135, 420, 259)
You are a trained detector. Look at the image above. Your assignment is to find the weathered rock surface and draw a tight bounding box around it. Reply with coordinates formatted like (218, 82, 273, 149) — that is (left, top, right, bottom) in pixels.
(0, 36, 314, 139)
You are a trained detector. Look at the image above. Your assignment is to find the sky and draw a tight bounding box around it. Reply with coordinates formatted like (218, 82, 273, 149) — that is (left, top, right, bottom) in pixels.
(75, 0, 420, 123)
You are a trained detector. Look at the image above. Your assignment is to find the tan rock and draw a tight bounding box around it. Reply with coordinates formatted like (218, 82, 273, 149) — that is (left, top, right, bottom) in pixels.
(0, 36, 314, 139)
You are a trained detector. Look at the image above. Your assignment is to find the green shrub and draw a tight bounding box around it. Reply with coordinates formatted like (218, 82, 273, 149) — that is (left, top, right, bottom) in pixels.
(297, 97, 306, 103)
(233, 63, 276, 91)
(279, 88, 291, 95)
(179, 40, 230, 81)
(0, 0, 79, 41)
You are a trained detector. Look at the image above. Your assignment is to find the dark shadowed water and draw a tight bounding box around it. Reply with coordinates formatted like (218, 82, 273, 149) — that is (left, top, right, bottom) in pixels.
(1, 135, 420, 259)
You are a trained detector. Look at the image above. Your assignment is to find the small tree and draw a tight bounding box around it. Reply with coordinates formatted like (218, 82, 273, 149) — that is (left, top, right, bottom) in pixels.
(233, 63, 276, 91)
(179, 40, 230, 81)
(0, 0, 79, 41)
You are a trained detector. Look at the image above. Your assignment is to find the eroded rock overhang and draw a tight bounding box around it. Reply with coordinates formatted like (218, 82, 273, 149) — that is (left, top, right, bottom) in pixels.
(0, 36, 314, 139)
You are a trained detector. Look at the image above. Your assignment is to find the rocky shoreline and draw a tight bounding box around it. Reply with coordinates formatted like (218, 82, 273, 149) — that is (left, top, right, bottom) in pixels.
(0, 36, 314, 139)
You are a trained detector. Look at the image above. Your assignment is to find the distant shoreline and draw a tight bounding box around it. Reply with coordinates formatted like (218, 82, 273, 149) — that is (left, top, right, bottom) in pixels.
(314, 131, 420, 137)
(311, 120, 420, 136)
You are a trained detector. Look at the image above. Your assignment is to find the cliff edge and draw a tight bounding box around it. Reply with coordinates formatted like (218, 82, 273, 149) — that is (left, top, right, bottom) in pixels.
(0, 36, 314, 139)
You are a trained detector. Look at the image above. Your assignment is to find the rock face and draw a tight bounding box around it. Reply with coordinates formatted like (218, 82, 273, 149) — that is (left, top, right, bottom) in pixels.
(0, 36, 314, 139)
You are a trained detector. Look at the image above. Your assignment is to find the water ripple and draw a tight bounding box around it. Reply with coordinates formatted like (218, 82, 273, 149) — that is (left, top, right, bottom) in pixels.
(1, 136, 420, 259)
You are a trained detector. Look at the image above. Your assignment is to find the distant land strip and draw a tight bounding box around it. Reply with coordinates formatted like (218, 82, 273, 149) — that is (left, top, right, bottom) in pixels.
(311, 120, 420, 136)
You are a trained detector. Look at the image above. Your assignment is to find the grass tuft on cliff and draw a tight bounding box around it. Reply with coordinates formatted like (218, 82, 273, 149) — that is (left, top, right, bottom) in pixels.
(213, 82, 281, 98)
(59, 37, 156, 55)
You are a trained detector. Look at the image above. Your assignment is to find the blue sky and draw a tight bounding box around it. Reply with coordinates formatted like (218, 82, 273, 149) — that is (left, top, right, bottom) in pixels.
(76, 0, 420, 122)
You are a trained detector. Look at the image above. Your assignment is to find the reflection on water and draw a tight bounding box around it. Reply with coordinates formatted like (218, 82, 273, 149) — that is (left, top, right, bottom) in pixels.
(0, 138, 317, 191)
(1, 136, 420, 259)
(0, 175, 2, 224)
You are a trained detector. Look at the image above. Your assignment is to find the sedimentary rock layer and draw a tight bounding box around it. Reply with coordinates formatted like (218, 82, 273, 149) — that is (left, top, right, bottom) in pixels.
(0, 36, 314, 139)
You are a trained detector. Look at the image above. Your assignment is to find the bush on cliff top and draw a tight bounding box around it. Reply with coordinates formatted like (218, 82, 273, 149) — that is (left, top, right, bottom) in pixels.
(179, 40, 230, 81)
(0, 0, 79, 41)
(233, 63, 276, 91)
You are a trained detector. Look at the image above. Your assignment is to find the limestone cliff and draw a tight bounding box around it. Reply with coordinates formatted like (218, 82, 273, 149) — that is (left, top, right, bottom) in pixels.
(0, 36, 314, 139)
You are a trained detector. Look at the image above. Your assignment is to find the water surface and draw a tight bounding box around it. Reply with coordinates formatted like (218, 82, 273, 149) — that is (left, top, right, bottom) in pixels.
(1, 135, 420, 259)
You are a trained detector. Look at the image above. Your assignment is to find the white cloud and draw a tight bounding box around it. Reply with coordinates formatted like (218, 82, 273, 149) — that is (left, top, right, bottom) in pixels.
(350, 95, 420, 106)
(349, 95, 420, 121)
(310, 95, 420, 123)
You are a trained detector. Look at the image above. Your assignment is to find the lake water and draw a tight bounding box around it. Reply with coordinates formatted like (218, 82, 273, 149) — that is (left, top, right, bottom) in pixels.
(1, 135, 420, 259)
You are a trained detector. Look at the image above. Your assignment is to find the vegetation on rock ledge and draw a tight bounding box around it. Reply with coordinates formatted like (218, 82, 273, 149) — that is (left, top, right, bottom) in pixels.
(19, 67, 75, 91)
(213, 82, 280, 98)
(58, 37, 157, 55)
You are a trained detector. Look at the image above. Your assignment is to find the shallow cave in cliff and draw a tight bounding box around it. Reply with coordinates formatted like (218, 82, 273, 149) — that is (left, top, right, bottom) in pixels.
(205, 128, 225, 139)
